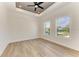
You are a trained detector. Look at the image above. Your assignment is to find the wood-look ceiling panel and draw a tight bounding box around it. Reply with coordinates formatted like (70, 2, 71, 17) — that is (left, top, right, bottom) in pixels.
(16, 2, 55, 14)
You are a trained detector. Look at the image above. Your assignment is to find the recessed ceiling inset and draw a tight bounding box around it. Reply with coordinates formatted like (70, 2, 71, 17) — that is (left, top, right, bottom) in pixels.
(16, 2, 55, 14)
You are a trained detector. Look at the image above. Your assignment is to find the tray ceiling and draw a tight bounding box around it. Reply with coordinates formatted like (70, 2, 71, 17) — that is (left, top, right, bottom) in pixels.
(16, 2, 55, 14)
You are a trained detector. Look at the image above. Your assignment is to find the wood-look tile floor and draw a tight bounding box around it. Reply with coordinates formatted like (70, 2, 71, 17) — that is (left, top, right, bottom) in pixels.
(1, 38, 79, 57)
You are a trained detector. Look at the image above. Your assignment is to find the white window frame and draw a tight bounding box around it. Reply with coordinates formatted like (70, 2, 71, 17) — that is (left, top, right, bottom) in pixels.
(55, 16, 71, 38)
(44, 20, 51, 36)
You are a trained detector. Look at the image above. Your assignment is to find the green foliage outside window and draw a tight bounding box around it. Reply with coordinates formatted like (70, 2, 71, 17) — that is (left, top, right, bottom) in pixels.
(57, 16, 70, 38)
(44, 21, 50, 35)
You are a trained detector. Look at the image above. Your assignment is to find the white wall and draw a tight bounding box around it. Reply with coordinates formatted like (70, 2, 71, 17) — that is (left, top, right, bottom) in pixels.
(7, 8, 38, 42)
(0, 2, 38, 55)
(38, 2, 79, 51)
(0, 3, 10, 55)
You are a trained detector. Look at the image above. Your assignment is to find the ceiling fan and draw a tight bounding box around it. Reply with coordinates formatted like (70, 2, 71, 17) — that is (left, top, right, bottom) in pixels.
(27, 2, 44, 11)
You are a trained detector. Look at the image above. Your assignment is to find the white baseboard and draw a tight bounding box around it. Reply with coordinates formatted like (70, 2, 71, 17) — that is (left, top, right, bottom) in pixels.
(1, 36, 39, 56)
(0, 43, 9, 56)
(10, 36, 39, 43)
(41, 36, 79, 52)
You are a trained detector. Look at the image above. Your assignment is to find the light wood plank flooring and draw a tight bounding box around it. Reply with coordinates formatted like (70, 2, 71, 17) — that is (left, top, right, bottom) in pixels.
(1, 38, 79, 57)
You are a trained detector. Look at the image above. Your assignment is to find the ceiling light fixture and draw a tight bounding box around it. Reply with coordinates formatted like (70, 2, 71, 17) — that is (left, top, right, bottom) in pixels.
(35, 5, 38, 8)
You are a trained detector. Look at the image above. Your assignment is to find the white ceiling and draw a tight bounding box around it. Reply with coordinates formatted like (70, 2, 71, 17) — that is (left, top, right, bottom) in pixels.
(16, 2, 55, 14)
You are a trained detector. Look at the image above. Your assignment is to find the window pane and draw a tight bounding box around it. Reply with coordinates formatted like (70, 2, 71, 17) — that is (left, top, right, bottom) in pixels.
(56, 16, 70, 38)
(44, 21, 50, 35)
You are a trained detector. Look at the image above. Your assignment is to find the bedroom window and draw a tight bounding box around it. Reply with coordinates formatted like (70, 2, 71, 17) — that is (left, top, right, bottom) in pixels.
(44, 21, 50, 35)
(56, 16, 70, 38)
